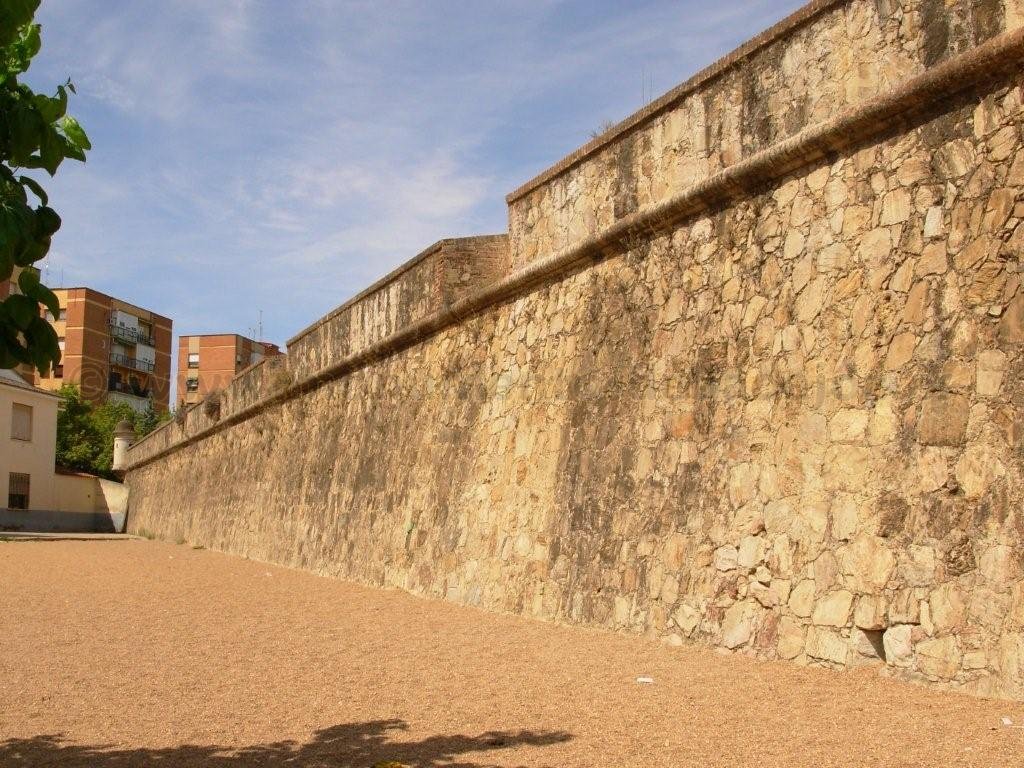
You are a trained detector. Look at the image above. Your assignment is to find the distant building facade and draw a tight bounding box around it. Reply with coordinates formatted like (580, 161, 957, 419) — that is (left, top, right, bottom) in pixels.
(177, 334, 281, 406)
(33, 288, 173, 413)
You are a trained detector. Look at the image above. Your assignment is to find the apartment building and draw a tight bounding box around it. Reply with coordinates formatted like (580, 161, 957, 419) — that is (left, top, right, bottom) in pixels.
(34, 288, 173, 413)
(177, 334, 281, 406)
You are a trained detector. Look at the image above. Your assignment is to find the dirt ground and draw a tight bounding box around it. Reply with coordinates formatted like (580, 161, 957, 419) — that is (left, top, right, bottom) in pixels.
(1, 540, 1022, 767)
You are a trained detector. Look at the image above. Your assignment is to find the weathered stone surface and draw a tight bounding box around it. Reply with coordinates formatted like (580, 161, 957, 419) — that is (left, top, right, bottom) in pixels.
(854, 595, 887, 631)
(788, 580, 816, 619)
(917, 636, 961, 680)
(126, 1, 1024, 700)
(918, 394, 970, 446)
(721, 601, 759, 649)
(812, 590, 854, 628)
(806, 627, 849, 665)
(841, 537, 895, 593)
(977, 349, 1007, 396)
(851, 628, 886, 661)
(883, 625, 915, 668)
(776, 617, 805, 660)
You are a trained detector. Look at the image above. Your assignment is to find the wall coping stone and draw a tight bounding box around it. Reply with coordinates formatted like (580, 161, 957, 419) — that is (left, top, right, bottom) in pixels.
(286, 235, 508, 348)
(504, 0, 849, 204)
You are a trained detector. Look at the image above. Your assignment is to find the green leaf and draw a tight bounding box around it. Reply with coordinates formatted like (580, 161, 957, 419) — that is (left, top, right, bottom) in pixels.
(0, 4, 87, 378)
(25, 316, 58, 374)
(34, 205, 60, 236)
(13, 235, 48, 268)
(0, 340, 17, 370)
(0, 0, 39, 48)
(18, 175, 46, 205)
(17, 263, 39, 293)
(54, 84, 67, 118)
(59, 134, 85, 162)
(20, 23, 40, 59)
(61, 115, 90, 151)
(38, 127, 64, 174)
(9, 104, 42, 163)
(18, 267, 58, 319)
(6, 293, 38, 329)
(32, 283, 59, 320)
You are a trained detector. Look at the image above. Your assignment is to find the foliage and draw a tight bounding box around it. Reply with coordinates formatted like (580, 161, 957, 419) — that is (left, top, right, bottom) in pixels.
(0, 1, 89, 374)
(56, 385, 169, 478)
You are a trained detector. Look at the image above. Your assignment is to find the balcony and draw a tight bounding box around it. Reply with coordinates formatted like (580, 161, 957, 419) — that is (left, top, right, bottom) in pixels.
(110, 352, 155, 373)
(109, 379, 153, 399)
(109, 320, 155, 347)
(107, 389, 152, 414)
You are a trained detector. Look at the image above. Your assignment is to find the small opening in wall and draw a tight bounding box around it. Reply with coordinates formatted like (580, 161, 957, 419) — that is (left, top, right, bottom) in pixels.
(862, 629, 887, 662)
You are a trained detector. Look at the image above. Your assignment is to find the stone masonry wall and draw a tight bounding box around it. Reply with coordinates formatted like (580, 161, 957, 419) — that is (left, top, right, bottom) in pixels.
(507, 0, 1024, 268)
(286, 235, 509, 381)
(128, 2, 1024, 699)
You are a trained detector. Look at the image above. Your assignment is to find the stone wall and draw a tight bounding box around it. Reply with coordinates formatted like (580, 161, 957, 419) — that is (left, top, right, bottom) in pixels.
(506, 0, 1024, 268)
(287, 236, 509, 381)
(127, 1, 1024, 699)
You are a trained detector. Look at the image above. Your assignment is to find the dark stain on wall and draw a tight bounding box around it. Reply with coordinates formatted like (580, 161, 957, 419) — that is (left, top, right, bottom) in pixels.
(921, 0, 951, 67)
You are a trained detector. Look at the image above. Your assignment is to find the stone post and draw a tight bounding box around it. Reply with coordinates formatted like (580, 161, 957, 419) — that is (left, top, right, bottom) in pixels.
(112, 419, 136, 475)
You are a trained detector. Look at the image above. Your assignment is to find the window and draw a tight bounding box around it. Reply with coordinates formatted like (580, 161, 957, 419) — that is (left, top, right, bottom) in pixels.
(187, 352, 199, 368)
(186, 378, 199, 392)
(55, 339, 64, 378)
(8, 473, 29, 510)
(10, 403, 32, 441)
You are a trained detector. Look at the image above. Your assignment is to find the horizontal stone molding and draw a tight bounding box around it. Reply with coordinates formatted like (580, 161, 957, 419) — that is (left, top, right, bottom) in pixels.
(126, 26, 1024, 473)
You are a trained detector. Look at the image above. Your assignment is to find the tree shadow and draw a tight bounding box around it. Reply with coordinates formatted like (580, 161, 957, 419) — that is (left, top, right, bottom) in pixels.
(0, 719, 572, 767)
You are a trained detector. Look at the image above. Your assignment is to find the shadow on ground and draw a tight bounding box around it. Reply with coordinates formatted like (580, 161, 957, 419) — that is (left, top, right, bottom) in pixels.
(0, 720, 572, 767)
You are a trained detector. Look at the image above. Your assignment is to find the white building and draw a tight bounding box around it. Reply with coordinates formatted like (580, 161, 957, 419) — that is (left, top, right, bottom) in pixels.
(1, 368, 126, 531)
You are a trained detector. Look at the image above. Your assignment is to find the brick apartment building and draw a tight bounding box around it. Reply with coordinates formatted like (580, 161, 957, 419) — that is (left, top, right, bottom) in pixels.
(34, 288, 173, 413)
(177, 334, 281, 406)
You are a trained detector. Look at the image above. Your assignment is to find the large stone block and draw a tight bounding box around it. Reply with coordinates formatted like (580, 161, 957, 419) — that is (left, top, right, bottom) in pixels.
(917, 393, 969, 446)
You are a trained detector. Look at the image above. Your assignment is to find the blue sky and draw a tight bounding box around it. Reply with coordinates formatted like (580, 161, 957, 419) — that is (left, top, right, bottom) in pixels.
(27, 0, 804, 348)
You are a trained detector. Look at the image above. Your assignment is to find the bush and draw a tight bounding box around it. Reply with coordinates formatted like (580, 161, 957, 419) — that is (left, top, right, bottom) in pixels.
(56, 384, 170, 478)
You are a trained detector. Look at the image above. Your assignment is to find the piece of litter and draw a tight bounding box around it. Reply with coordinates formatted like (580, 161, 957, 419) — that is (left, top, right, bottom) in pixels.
(1002, 717, 1013, 727)
(636, 676, 654, 684)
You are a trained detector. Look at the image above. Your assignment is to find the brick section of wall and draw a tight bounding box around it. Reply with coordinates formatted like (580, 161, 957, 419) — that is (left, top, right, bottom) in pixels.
(127, 4, 1024, 699)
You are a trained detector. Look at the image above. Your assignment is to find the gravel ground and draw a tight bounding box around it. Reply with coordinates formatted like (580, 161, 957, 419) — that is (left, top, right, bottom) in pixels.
(1, 539, 1022, 767)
